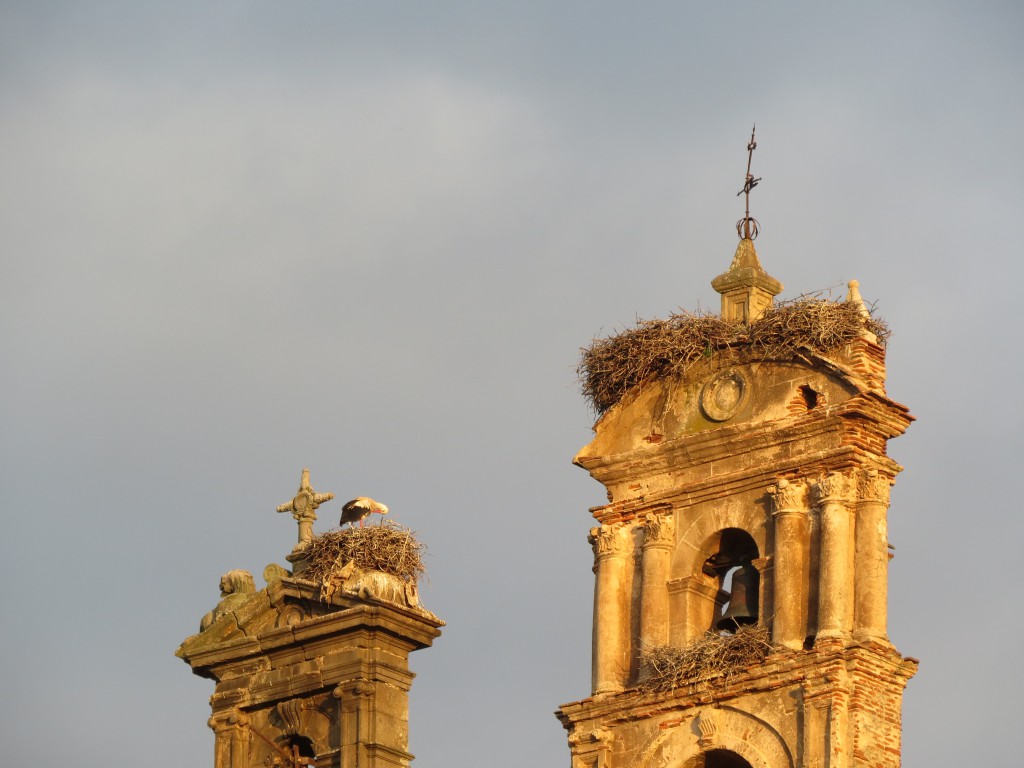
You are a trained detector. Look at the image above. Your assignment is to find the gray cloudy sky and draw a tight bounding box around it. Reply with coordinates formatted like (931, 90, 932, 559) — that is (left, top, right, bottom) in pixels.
(1, 2, 1021, 766)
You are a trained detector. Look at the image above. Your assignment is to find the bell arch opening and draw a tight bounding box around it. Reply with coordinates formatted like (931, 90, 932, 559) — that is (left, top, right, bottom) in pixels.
(701, 748, 755, 768)
(274, 735, 316, 767)
(682, 748, 756, 768)
(701, 528, 760, 633)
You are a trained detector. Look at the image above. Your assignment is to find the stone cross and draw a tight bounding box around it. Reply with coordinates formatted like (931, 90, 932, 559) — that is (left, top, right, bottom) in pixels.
(276, 468, 335, 547)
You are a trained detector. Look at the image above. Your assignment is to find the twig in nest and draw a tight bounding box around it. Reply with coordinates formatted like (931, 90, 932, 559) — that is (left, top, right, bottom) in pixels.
(639, 625, 772, 693)
(300, 521, 426, 589)
(579, 297, 889, 414)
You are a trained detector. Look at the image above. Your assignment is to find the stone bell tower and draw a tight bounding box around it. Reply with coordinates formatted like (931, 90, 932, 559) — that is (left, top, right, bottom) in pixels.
(177, 469, 443, 768)
(557, 134, 918, 768)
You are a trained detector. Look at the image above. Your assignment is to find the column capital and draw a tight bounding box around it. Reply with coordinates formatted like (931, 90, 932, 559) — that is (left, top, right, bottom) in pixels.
(812, 471, 854, 505)
(769, 478, 808, 516)
(589, 523, 629, 559)
(641, 511, 675, 549)
(857, 469, 893, 505)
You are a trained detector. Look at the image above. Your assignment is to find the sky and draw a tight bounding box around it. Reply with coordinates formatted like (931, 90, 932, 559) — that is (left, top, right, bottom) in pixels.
(1, 2, 1021, 766)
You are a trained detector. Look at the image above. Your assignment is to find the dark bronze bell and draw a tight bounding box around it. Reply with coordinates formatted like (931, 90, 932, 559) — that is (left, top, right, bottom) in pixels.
(716, 562, 759, 631)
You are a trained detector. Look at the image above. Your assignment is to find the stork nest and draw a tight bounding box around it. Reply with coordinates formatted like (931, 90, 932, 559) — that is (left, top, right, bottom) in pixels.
(300, 522, 426, 583)
(579, 297, 890, 414)
(639, 625, 773, 693)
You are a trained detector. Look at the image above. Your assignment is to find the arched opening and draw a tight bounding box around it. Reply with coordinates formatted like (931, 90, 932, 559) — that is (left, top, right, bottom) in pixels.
(701, 528, 760, 632)
(703, 748, 754, 768)
(272, 735, 316, 767)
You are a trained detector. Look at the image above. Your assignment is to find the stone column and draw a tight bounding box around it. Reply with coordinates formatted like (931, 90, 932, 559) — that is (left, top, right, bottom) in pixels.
(769, 479, 809, 650)
(639, 512, 674, 652)
(813, 472, 855, 641)
(589, 523, 630, 695)
(854, 470, 892, 642)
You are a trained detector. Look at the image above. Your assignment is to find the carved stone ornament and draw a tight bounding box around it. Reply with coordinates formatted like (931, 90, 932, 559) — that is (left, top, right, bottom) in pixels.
(333, 678, 376, 698)
(227, 709, 249, 728)
(700, 370, 748, 422)
(272, 700, 306, 735)
(769, 478, 807, 513)
(858, 469, 892, 505)
(351, 680, 375, 697)
(276, 605, 306, 628)
(589, 525, 625, 558)
(697, 709, 719, 748)
(200, 570, 257, 631)
(812, 471, 853, 504)
(569, 728, 613, 746)
(642, 512, 674, 547)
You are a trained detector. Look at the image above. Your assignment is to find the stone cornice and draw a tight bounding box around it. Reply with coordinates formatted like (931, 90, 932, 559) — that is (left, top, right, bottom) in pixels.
(556, 643, 916, 730)
(180, 598, 443, 682)
(579, 395, 909, 490)
(588, 446, 903, 524)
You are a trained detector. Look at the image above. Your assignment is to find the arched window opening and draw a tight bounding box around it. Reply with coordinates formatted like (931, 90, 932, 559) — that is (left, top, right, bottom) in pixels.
(702, 528, 760, 633)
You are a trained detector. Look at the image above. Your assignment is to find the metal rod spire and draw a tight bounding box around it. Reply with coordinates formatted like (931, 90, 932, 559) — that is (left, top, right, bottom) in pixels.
(736, 125, 761, 240)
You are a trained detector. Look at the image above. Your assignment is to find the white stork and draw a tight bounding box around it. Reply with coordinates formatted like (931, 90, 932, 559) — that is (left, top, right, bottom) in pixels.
(340, 497, 389, 528)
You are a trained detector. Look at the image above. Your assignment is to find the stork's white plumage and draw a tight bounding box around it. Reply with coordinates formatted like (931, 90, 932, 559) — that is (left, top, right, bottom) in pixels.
(340, 497, 389, 528)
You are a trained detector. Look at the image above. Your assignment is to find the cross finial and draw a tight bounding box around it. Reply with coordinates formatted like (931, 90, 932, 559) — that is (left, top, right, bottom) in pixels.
(736, 125, 761, 240)
(276, 468, 335, 547)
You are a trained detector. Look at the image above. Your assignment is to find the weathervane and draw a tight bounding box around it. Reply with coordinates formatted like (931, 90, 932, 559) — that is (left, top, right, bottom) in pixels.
(736, 125, 761, 240)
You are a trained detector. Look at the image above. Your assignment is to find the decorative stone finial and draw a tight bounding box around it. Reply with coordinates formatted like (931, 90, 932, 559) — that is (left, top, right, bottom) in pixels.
(276, 468, 335, 548)
(846, 280, 870, 319)
(846, 279, 877, 342)
(712, 238, 783, 323)
(712, 127, 783, 323)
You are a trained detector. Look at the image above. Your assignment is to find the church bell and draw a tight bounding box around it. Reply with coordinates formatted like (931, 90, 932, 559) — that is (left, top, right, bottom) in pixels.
(716, 562, 760, 631)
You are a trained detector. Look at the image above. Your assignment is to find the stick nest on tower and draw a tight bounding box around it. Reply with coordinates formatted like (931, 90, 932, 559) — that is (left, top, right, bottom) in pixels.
(639, 625, 773, 693)
(301, 521, 426, 583)
(579, 296, 890, 414)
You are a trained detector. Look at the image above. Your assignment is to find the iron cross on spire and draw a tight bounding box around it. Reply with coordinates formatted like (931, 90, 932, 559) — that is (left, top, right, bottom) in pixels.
(736, 125, 761, 240)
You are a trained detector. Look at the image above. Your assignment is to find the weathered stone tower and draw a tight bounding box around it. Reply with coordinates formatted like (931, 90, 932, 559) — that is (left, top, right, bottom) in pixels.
(558, 176, 917, 765)
(178, 470, 442, 768)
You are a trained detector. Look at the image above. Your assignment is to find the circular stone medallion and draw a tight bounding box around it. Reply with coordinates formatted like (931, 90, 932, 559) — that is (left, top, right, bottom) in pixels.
(700, 370, 748, 422)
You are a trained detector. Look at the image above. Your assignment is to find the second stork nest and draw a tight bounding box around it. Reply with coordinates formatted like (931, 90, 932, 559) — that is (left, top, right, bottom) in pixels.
(300, 522, 426, 584)
(640, 625, 773, 693)
(580, 297, 890, 414)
